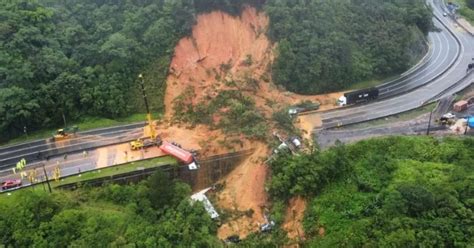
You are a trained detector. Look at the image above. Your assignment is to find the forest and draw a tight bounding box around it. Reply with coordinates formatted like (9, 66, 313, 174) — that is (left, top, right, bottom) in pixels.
(266, 0, 432, 94)
(1, 0, 432, 141)
(0, 170, 221, 246)
(0, 0, 260, 141)
(263, 136, 473, 247)
(461, 0, 474, 23)
(1, 136, 471, 246)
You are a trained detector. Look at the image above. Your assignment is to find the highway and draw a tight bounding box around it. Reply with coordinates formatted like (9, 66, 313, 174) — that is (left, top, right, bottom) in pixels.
(0, 0, 472, 176)
(377, 17, 459, 99)
(0, 123, 144, 172)
(318, 0, 474, 130)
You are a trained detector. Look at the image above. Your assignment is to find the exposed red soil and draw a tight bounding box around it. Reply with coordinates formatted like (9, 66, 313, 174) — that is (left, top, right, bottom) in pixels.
(215, 142, 268, 239)
(164, 7, 342, 121)
(283, 196, 307, 241)
(160, 6, 343, 239)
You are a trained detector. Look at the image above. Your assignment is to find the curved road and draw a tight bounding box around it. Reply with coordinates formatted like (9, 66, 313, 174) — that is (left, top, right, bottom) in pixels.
(318, 0, 474, 130)
(0, 0, 472, 172)
(377, 16, 459, 99)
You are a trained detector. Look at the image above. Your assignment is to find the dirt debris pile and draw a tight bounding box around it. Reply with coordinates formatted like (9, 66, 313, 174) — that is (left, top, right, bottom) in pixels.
(165, 7, 340, 123)
(159, 6, 341, 240)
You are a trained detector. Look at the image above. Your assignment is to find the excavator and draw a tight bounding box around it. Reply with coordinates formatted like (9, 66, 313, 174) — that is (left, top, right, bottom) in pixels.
(51, 126, 78, 142)
(130, 74, 162, 150)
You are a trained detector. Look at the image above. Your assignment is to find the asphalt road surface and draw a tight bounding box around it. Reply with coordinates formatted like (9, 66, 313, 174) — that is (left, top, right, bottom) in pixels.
(377, 16, 459, 99)
(0, 123, 145, 172)
(1, 0, 472, 175)
(316, 116, 449, 149)
(318, 0, 474, 130)
(0, 143, 165, 192)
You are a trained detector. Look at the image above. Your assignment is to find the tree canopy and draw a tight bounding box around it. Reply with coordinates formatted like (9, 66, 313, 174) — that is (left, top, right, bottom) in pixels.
(0, 0, 266, 141)
(267, 136, 473, 247)
(1, 0, 433, 140)
(0, 170, 220, 246)
(266, 0, 432, 94)
(468, 0, 474, 9)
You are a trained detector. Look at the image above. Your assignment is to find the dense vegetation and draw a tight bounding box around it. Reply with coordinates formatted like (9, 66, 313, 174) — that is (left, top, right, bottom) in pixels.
(0, 0, 261, 141)
(173, 87, 268, 140)
(0, 171, 220, 246)
(469, 0, 474, 9)
(1, 0, 434, 141)
(265, 136, 473, 247)
(266, 0, 432, 94)
(460, 0, 474, 23)
(2, 136, 471, 246)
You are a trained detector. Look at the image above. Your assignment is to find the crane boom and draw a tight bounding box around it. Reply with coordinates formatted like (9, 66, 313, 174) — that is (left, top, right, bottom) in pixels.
(139, 74, 156, 139)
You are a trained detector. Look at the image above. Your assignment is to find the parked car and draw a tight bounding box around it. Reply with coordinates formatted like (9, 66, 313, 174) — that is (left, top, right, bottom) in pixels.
(1, 179, 22, 190)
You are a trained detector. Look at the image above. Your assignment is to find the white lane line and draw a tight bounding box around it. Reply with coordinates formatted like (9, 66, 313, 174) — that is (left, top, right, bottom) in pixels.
(0, 128, 142, 157)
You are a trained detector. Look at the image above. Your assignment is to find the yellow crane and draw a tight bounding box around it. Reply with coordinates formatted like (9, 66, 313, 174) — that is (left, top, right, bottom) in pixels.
(130, 74, 161, 150)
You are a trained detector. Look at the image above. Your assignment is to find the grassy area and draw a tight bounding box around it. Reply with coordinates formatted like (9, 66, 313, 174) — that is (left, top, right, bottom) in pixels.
(345, 102, 437, 129)
(55, 156, 177, 186)
(1, 113, 162, 146)
(1, 156, 177, 198)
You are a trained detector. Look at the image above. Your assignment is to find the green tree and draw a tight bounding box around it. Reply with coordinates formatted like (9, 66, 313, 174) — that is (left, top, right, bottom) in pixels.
(467, 0, 474, 9)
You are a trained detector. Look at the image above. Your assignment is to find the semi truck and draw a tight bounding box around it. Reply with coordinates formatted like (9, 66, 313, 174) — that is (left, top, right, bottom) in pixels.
(159, 141, 194, 164)
(338, 87, 379, 106)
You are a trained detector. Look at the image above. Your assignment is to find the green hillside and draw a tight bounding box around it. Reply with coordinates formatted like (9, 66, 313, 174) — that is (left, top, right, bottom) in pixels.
(267, 0, 431, 94)
(256, 136, 473, 247)
(1, 0, 431, 141)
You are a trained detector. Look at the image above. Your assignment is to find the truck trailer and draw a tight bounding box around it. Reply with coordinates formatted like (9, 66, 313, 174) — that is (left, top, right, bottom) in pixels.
(343, 87, 379, 105)
(159, 141, 194, 164)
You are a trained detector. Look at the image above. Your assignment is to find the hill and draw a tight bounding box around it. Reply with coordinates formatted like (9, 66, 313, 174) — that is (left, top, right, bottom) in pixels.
(1, 0, 432, 141)
(0, 171, 221, 246)
(244, 136, 474, 246)
(267, 0, 432, 93)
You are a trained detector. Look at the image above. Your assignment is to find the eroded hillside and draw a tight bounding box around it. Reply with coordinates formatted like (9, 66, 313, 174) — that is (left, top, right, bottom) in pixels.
(161, 7, 341, 239)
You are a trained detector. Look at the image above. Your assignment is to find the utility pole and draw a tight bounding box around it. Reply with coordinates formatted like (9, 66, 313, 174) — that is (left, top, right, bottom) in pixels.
(465, 117, 470, 135)
(426, 109, 433, 135)
(42, 164, 52, 193)
(23, 125, 29, 140)
(62, 113, 67, 128)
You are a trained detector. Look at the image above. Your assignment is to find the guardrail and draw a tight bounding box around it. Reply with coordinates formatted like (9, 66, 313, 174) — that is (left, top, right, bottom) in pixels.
(0, 135, 141, 173)
(48, 149, 254, 192)
(427, 70, 474, 103)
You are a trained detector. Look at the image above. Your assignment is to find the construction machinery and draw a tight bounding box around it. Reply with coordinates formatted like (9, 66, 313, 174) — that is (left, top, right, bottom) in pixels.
(131, 136, 162, 150)
(51, 126, 78, 141)
(130, 74, 159, 150)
